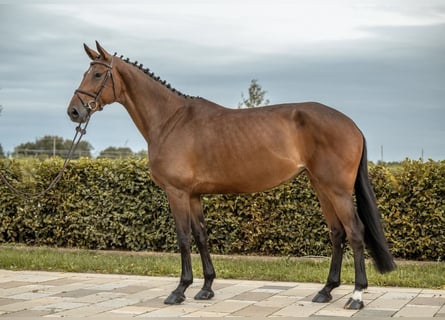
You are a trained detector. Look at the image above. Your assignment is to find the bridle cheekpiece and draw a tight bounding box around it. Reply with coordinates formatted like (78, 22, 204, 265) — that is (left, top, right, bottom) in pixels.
(74, 56, 116, 114)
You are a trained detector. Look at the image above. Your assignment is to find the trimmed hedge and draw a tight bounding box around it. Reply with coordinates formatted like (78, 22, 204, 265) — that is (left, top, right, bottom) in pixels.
(0, 158, 444, 261)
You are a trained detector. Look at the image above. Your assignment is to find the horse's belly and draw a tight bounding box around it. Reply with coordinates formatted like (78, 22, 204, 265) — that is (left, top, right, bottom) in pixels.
(195, 156, 305, 194)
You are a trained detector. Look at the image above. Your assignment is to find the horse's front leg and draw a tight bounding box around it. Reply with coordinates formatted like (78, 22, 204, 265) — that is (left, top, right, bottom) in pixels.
(164, 191, 193, 305)
(190, 196, 215, 300)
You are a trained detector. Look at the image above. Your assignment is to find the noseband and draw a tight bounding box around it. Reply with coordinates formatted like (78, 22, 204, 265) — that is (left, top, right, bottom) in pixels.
(74, 57, 116, 114)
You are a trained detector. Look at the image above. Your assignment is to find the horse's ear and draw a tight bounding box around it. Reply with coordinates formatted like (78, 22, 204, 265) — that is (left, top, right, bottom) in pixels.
(95, 41, 111, 60)
(84, 43, 99, 61)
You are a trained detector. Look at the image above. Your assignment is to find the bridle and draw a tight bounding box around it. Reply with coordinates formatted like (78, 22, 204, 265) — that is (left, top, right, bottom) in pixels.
(74, 57, 116, 115)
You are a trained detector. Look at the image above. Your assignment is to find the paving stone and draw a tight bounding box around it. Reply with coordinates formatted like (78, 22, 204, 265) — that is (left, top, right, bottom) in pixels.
(255, 295, 302, 308)
(421, 289, 445, 295)
(201, 299, 254, 313)
(279, 286, 320, 298)
(11, 271, 62, 283)
(90, 281, 134, 291)
(1, 284, 53, 297)
(366, 291, 418, 310)
(52, 288, 105, 298)
(112, 285, 149, 294)
(212, 283, 257, 300)
(0, 281, 34, 289)
(212, 281, 236, 290)
(258, 284, 295, 291)
(394, 305, 442, 318)
(0, 298, 23, 307)
(122, 288, 168, 302)
(58, 313, 133, 320)
(0, 296, 64, 312)
(231, 291, 275, 301)
(109, 305, 157, 315)
(360, 289, 386, 301)
(231, 304, 280, 317)
(270, 300, 326, 317)
(47, 304, 115, 318)
(8, 290, 53, 300)
(355, 308, 397, 317)
(410, 296, 445, 306)
(41, 277, 80, 286)
(32, 301, 89, 312)
(0, 309, 53, 318)
(96, 297, 140, 308)
(133, 297, 167, 308)
(182, 310, 229, 317)
(136, 306, 188, 317)
(72, 291, 126, 304)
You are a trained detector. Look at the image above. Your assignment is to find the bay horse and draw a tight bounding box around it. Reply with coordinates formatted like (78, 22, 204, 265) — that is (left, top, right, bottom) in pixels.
(67, 42, 395, 309)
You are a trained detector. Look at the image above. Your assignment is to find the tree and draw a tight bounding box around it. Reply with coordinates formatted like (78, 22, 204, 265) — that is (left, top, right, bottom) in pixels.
(97, 146, 134, 159)
(238, 79, 270, 109)
(13, 135, 93, 158)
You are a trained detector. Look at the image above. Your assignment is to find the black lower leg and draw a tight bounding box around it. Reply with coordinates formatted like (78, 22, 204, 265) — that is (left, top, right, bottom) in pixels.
(164, 233, 193, 305)
(194, 248, 215, 300)
(344, 239, 367, 310)
(191, 210, 216, 300)
(313, 228, 345, 303)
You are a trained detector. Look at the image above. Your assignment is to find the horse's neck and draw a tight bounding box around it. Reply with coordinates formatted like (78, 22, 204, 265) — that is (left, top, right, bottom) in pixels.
(116, 61, 187, 144)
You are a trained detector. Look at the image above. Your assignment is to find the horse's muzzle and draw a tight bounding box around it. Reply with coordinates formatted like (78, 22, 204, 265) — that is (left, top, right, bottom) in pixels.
(67, 104, 89, 123)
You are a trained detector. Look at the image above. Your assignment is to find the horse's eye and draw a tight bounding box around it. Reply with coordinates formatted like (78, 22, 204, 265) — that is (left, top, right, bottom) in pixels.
(94, 72, 102, 78)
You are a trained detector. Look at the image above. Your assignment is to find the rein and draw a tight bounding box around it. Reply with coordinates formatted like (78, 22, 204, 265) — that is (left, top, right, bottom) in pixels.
(0, 119, 90, 200)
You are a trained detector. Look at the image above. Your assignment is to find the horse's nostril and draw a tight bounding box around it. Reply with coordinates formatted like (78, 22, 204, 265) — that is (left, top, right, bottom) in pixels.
(70, 107, 80, 119)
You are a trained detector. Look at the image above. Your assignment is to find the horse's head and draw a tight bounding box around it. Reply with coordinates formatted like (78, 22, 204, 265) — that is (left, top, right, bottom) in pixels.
(67, 41, 120, 123)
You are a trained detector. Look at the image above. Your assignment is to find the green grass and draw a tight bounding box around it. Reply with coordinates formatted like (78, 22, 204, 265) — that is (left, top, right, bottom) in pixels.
(0, 245, 443, 289)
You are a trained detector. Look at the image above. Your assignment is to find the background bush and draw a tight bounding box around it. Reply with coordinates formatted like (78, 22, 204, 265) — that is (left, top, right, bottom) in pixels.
(0, 158, 443, 261)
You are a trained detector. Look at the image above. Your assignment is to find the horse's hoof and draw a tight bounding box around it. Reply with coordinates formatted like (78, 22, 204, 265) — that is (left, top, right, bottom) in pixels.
(312, 291, 332, 303)
(194, 288, 214, 300)
(164, 292, 185, 305)
(344, 297, 364, 310)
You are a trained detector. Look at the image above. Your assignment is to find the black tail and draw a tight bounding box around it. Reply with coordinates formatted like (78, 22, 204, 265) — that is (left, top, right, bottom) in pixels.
(355, 138, 396, 273)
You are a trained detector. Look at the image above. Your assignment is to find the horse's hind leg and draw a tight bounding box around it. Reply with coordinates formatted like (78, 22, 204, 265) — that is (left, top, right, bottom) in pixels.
(311, 186, 347, 303)
(329, 192, 368, 310)
(310, 175, 367, 309)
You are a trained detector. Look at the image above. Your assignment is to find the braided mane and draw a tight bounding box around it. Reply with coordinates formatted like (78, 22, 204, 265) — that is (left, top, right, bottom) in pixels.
(113, 52, 195, 99)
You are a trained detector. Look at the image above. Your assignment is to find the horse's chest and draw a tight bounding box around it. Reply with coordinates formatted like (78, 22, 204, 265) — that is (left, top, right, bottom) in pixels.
(149, 151, 194, 192)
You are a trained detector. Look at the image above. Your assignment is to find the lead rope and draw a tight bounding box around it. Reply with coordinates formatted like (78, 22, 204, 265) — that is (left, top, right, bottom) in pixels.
(0, 118, 90, 199)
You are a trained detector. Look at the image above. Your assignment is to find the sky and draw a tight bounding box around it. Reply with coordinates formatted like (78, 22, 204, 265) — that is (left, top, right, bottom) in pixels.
(0, 1, 444, 161)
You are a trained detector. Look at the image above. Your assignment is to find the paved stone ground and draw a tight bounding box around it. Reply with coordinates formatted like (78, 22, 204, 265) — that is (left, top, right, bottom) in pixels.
(0, 270, 443, 318)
